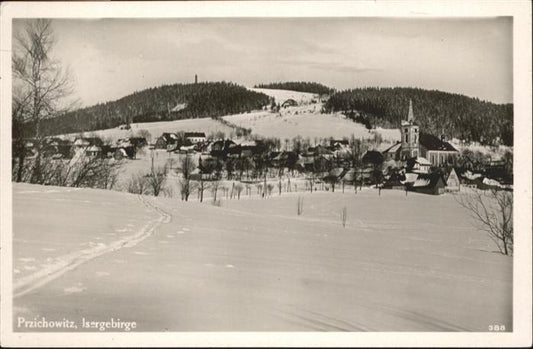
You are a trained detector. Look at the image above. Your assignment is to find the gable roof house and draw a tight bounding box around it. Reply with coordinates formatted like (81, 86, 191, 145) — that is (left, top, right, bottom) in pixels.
(444, 167, 461, 192)
(72, 137, 104, 158)
(408, 172, 447, 195)
(155, 133, 179, 150)
(42, 137, 73, 159)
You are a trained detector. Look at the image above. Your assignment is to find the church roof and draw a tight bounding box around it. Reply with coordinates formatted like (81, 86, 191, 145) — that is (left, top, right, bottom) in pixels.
(419, 133, 458, 152)
(382, 142, 402, 154)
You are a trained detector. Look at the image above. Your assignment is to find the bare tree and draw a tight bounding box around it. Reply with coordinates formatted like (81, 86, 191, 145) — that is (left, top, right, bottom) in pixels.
(12, 19, 75, 183)
(147, 165, 167, 196)
(127, 172, 148, 195)
(210, 179, 222, 202)
(455, 189, 513, 256)
(179, 156, 196, 201)
(235, 183, 243, 200)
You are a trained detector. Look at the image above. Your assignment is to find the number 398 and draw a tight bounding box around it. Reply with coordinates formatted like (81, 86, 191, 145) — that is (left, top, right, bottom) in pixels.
(489, 324, 506, 331)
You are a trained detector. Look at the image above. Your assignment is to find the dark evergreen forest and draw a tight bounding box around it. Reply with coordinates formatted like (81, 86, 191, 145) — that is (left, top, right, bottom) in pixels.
(32, 82, 271, 136)
(323, 87, 513, 146)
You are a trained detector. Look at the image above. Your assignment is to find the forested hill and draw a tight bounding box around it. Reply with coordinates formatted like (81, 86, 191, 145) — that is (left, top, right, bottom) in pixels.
(254, 81, 334, 95)
(38, 82, 271, 136)
(323, 87, 513, 146)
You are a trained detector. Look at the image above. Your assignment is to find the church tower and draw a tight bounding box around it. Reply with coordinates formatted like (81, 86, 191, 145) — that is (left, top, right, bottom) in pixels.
(400, 99, 419, 159)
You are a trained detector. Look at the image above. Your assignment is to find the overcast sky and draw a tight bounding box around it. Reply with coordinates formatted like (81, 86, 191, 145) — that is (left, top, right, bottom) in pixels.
(14, 17, 512, 106)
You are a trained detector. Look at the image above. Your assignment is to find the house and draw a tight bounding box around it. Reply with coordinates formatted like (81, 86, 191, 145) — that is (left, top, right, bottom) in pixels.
(208, 139, 237, 158)
(362, 150, 384, 167)
(409, 172, 447, 195)
(73, 137, 104, 158)
(406, 156, 431, 174)
(281, 99, 298, 108)
(419, 133, 459, 167)
(86, 145, 103, 158)
(155, 133, 179, 150)
(323, 167, 346, 182)
(382, 142, 402, 162)
(444, 167, 461, 192)
(112, 137, 147, 160)
(296, 154, 315, 172)
(308, 145, 334, 159)
(42, 137, 73, 159)
(128, 137, 147, 148)
(184, 132, 206, 144)
(270, 151, 298, 169)
(240, 140, 266, 158)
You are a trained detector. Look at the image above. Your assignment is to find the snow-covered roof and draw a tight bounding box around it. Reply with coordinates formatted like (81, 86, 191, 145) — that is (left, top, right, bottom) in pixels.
(415, 157, 431, 166)
(382, 142, 401, 154)
(87, 145, 101, 152)
(412, 177, 431, 187)
(401, 172, 419, 184)
(482, 178, 501, 187)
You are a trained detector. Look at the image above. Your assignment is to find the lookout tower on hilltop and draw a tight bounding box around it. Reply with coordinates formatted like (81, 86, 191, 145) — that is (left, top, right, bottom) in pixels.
(400, 99, 419, 159)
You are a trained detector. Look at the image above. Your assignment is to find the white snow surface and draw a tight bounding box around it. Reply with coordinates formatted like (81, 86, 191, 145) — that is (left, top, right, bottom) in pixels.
(12, 183, 511, 332)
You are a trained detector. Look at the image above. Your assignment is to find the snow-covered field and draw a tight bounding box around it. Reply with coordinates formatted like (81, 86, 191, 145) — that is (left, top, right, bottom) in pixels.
(12, 183, 512, 332)
(59, 118, 235, 143)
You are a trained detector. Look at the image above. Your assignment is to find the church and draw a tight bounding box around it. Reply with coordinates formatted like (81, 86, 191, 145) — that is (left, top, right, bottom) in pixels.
(382, 100, 459, 171)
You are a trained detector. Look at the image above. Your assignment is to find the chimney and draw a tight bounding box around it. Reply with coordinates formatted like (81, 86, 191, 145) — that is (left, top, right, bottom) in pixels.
(441, 134, 446, 142)
(195, 74, 198, 84)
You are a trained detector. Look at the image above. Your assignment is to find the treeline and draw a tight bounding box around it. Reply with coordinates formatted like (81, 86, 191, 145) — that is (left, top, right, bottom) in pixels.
(31, 82, 271, 137)
(254, 81, 334, 95)
(323, 87, 513, 146)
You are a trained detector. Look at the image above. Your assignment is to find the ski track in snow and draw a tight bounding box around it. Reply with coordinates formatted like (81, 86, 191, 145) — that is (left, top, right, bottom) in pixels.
(13, 195, 171, 299)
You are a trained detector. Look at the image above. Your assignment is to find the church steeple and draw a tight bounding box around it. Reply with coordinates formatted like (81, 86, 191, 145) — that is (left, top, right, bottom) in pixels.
(400, 99, 419, 160)
(408, 99, 414, 122)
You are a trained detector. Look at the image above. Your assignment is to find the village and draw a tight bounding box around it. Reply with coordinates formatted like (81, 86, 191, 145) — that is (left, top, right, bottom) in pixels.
(16, 98, 513, 201)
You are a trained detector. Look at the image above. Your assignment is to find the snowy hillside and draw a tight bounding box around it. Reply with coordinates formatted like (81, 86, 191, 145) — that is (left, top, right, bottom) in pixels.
(224, 103, 400, 141)
(13, 183, 511, 331)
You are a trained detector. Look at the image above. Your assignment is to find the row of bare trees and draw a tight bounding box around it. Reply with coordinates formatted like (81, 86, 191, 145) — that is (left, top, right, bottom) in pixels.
(14, 153, 122, 189)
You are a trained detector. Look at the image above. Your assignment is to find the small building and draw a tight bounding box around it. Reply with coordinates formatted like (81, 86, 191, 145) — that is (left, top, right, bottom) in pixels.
(72, 137, 104, 158)
(155, 133, 179, 150)
(406, 156, 431, 174)
(445, 167, 461, 192)
(86, 145, 102, 158)
(409, 172, 447, 195)
(382, 142, 402, 162)
(42, 137, 73, 159)
(362, 150, 384, 167)
(184, 132, 206, 144)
